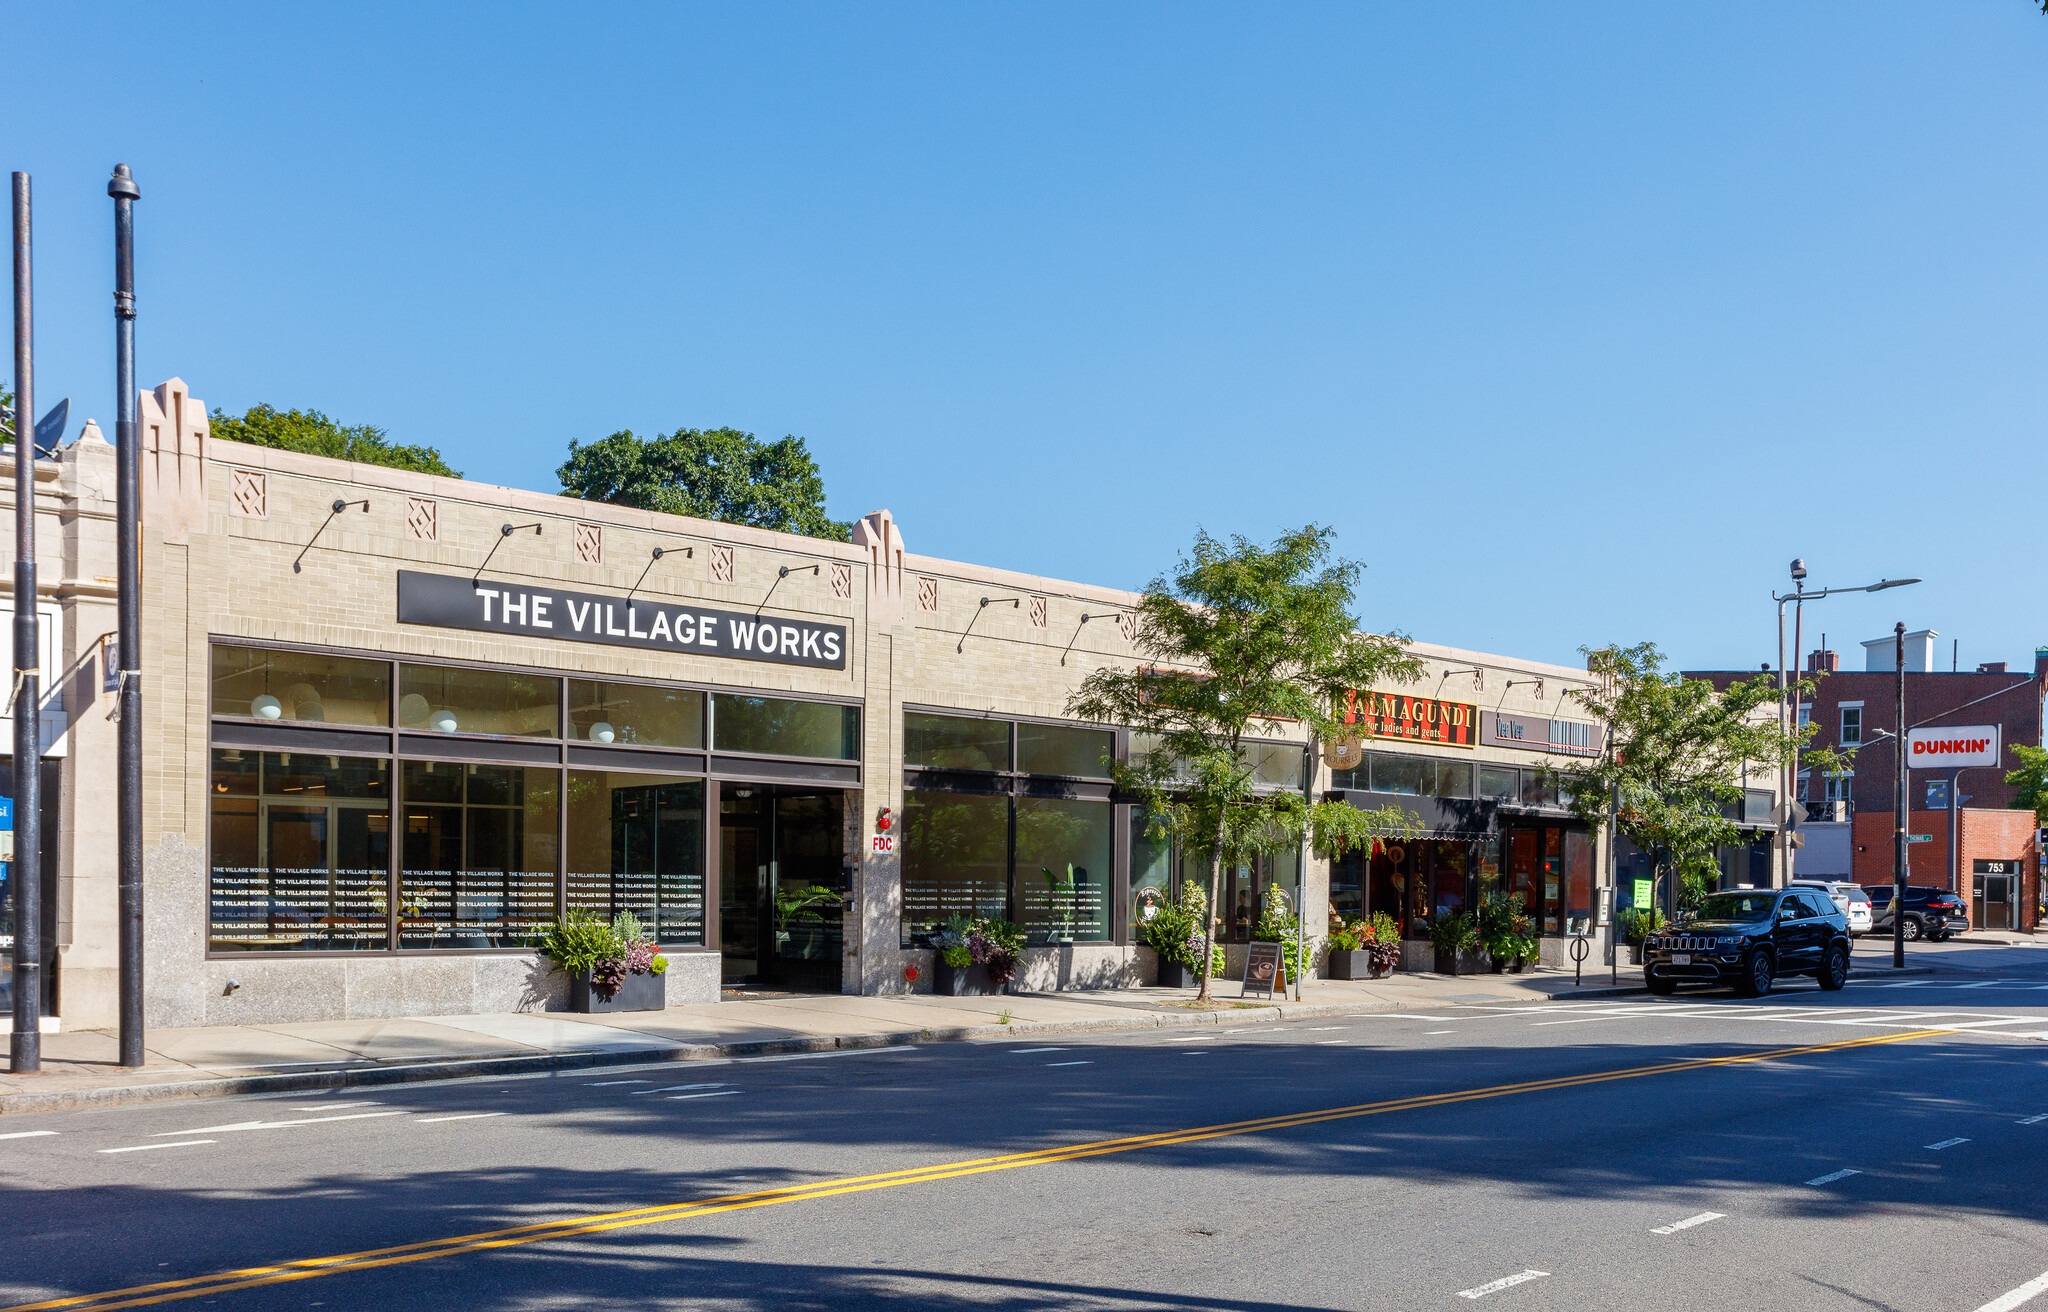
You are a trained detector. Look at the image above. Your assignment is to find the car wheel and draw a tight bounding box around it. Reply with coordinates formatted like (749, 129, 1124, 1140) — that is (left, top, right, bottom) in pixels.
(1818, 943, 1849, 991)
(1646, 973, 1677, 996)
(1929, 932, 1949, 943)
(1903, 916, 1924, 942)
(1736, 950, 1774, 998)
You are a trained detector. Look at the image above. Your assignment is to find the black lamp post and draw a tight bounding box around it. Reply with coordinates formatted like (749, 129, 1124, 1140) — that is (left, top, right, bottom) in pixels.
(109, 164, 144, 1067)
(10, 174, 41, 1073)
(1892, 622, 1908, 970)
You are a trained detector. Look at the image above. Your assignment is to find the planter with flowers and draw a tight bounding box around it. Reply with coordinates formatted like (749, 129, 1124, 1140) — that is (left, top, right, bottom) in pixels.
(540, 908, 669, 1013)
(930, 914, 1025, 995)
(1137, 880, 1226, 988)
(1327, 910, 1402, 980)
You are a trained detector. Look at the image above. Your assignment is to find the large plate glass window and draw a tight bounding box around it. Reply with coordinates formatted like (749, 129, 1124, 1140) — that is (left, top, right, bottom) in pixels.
(209, 750, 391, 952)
(900, 792, 1009, 942)
(567, 681, 705, 748)
(399, 762, 559, 948)
(712, 694, 859, 760)
(905, 713, 1010, 771)
(1015, 723, 1114, 779)
(399, 665, 560, 738)
(566, 771, 705, 944)
(1014, 798, 1113, 945)
(211, 646, 390, 726)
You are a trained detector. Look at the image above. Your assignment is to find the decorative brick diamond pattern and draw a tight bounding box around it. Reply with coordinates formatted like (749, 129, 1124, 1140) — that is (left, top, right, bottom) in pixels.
(404, 496, 437, 541)
(1028, 595, 1047, 628)
(229, 469, 266, 519)
(574, 522, 603, 565)
(709, 543, 736, 584)
(831, 562, 853, 599)
(917, 575, 939, 612)
(1117, 610, 1137, 642)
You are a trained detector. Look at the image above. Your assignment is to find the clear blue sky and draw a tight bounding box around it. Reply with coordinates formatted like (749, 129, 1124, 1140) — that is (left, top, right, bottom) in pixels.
(7, 4, 2045, 674)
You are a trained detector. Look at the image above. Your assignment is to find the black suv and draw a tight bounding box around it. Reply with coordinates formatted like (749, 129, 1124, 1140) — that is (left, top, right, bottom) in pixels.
(1863, 886, 1969, 942)
(1642, 889, 1852, 998)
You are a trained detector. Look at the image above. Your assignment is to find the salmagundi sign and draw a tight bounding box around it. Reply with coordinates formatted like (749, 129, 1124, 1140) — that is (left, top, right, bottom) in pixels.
(396, 570, 848, 670)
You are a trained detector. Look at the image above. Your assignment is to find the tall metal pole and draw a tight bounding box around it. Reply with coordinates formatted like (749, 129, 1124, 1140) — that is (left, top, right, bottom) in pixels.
(1947, 767, 1960, 897)
(9, 174, 41, 1073)
(109, 164, 143, 1067)
(1892, 621, 1907, 971)
(1787, 592, 1803, 889)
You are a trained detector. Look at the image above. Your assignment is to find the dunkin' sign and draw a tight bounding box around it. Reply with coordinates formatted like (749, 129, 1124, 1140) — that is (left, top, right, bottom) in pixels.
(1904, 725, 2001, 770)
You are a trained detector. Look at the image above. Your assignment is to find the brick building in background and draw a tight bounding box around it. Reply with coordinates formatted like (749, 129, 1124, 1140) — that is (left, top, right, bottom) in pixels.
(1689, 633, 2044, 933)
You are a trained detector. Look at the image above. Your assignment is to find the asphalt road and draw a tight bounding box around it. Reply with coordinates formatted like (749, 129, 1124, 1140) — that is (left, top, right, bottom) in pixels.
(3, 962, 2048, 1312)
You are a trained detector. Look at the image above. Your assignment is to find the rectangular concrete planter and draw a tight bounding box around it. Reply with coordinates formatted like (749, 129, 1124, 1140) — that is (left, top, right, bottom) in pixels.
(1432, 949, 1486, 976)
(1156, 959, 1196, 989)
(568, 969, 666, 1014)
(1327, 950, 1392, 981)
(933, 962, 1002, 996)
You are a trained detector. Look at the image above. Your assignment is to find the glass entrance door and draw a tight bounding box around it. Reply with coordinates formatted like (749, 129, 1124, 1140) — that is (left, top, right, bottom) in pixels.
(264, 802, 390, 950)
(720, 786, 848, 989)
(1975, 872, 2015, 931)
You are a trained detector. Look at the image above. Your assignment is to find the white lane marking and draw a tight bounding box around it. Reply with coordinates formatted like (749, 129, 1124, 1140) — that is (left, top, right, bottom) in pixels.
(297, 1101, 383, 1111)
(417, 1112, 508, 1123)
(101, 1140, 215, 1154)
(1360, 1014, 1452, 1021)
(1046, 1061, 1093, 1068)
(1926, 1137, 1972, 1150)
(1973, 1270, 2048, 1312)
(1167, 1035, 1214, 1043)
(1316, 1040, 1347, 1045)
(1424, 1031, 1456, 1036)
(1457, 1269, 1548, 1299)
(1181, 1050, 1211, 1055)
(1872, 980, 1932, 988)
(584, 1079, 652, 1087)
(1956, 982, 1999, 989)
(1219, 1028, 1257, 1034)
(2017, 1114, 2048, 1125)
(1008, 1048, 1068, 1054)
(1650, 1211, 1726, 1235)
(1806, 1169, 1861, 1185)
(1534, 1017, 1626, 1026)
(0, 1130, 57, 1141)
(159, 1111, 406, 1136)
(668, 1090, 742, 1100)
(1304, 1027, 1345, 1031)
(632, 1083, 729, 1096)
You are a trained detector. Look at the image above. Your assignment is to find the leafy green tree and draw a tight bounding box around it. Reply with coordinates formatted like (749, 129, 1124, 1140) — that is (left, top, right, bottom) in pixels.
(0, 380, 13, 442)
(1068, 525, 1423, 1002)
(211, 404, 461, 478)
(2007, 744, 2048, 823)
(1549, 643, 1825, 915)
(558, 428, 849, 541)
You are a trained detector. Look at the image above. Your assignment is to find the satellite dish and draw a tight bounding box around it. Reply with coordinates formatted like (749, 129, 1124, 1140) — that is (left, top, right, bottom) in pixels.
(33, 398, 68, 457)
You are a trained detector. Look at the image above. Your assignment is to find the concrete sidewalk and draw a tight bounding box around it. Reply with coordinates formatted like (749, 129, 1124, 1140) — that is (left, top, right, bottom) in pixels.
(0, 963, 1650, 1115)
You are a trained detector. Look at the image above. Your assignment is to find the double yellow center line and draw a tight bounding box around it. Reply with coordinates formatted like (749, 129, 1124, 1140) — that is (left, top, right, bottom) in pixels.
(7, 1027, 1943, 1312)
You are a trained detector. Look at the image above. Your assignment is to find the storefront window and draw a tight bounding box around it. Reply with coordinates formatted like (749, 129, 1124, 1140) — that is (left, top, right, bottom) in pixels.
(1520, 773, 1561, 809)
(1248, 741, 1303, 789)
(1478, 766, 1518, 800)
(566, 681, 704, 748)
(905, 713, 1010, 771)
(398, 665, 560, 738)
(1014, 798, 1112, 944)
(211, 646, 390, 727)
(1016, 723, 1115, 779)
(209, 750, 391, 952)
(399, 762, 559, 948)
(1427, 760, 1472, 798)
(566, 771, 704, 944)
(1130, 809, 1174, 905)
(900, 791, 1010, 944)
(1564, 830, 1593, 929)
(712, 694, 859, 760)
(1371, 755, 1425, 795)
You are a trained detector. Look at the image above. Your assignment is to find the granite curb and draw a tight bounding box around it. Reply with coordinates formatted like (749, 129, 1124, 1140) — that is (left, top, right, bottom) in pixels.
(0, 992, 1524, 1117)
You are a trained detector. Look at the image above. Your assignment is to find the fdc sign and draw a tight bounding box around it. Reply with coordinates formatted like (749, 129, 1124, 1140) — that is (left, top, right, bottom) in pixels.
(1904, 725, 2001, 770)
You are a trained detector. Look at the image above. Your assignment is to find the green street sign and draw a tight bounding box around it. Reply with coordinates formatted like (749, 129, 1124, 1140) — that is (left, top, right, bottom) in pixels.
(1906, 834, 1934, 844)
(1633, 879, 1654, 906)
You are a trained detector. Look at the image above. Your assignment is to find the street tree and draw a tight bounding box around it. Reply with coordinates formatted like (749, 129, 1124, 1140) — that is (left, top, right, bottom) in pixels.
(2007, 744, 2048, 823)
(1068, 525, 1423, 1002)
(558, 428, 849, 541)
(1549, 643, 1826, 916)
(211, 404, 461, 477)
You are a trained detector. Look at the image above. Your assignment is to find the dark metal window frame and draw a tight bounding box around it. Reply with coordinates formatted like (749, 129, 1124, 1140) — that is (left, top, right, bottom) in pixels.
(205, 637, 862, 960)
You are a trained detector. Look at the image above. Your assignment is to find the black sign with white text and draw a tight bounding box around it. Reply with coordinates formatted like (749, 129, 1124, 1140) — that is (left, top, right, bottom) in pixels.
(396, 570, 848, 670)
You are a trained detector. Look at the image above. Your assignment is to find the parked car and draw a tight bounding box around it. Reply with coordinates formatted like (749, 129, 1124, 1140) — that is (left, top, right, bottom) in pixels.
(1863, 886, 1969, 941)
(1790, 880, 1871, 935)
(1642, 889, 1852, 998)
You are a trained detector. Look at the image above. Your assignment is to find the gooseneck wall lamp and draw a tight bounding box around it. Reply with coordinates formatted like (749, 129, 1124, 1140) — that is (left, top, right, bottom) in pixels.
(292, 498, 370, 573)
(473, 522, 543, 582)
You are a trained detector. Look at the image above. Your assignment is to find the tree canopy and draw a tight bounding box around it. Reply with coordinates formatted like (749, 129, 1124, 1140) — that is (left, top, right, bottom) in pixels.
(210, 404, 461, 478)
(1068, 524, 1423, 1001)
(1549, 642, 1821, 911)
(2007, 744, 2048, 824)
(557, 428, 849, 542)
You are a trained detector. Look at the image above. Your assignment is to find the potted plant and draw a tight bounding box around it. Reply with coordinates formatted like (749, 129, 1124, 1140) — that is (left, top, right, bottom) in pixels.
(929, 913, 991, 996)
(540, 908, 670, 1013)
(1143, 880, 1225, 987)
(774, 884, 843, 962)
(1622, 907, 1666, 965)
(1428, 910, 1478, 976)
(969, 916, 1027, 993)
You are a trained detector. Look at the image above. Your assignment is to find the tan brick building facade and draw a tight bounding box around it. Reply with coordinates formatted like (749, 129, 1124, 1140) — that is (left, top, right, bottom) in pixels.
(4, 378, 1695, 1031)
